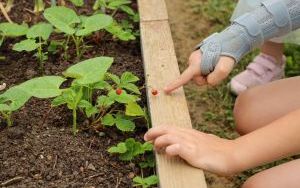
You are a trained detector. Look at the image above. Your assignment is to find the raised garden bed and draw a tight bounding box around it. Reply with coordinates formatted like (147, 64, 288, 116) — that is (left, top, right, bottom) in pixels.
(0, 1, 157, 187)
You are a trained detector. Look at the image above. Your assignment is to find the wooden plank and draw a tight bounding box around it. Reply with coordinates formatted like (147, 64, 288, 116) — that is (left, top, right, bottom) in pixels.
(138, 0, 168, 22)
(140, 19, 207, 188)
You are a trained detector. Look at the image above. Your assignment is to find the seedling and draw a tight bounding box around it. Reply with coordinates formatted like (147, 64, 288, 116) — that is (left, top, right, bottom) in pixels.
(34, 0, 45, 13)
(108, 138, 153, 161)
(93, 0, 138, 40)
(43, 6, 113, 60)
(133, 175, 159, 188)
(13, 22, 53, 72)
(0, 22, 28, 47)
(52, 57, 145, 134)
(0, 76, 65, 126)
(93, 0, 137, 18)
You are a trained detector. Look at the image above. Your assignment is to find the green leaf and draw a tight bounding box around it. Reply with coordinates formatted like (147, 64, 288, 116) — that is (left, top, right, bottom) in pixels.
(121, 72, 139, 83)
(119, 138, 144, 160)
(69, 0, 84, 6)
(27, 23, 53, 40)
(139, 154, 155, 168)
(105, 21, 136, 41)
(44, 6, 80, 35)
(120, 5, 135, 15)
(93, 81, 111, 90)
(108, 143, 127, 154)
(97, 95, 115, 108)
(0, 23, 28, 37)
(13, 39, 40, 52)
(142, 142, 153, 151)
(102, 113, 115, 126)
(106, 73, 120, 85)
(78, 100, 98, 117)
(19, 76, 65, 98)
(76, 14, 113, 36)
(108, 90, 137, 104)
(115, 115, 135, 132)
(0, 86, 31, 111)
(108, 0, 131, 8)
(125, 102, 144, 116)
(51, 95, 67, 107)
(133, 175, 159, 188)
(63, 57, 114, 85)
(121, 83, 140, 94)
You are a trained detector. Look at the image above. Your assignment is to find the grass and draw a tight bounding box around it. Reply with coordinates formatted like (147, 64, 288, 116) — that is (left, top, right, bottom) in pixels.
(186, 0, 300, 186)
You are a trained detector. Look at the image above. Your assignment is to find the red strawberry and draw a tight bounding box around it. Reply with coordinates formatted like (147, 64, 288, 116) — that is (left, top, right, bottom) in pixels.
(116, 88, 122, 95)
(151, 89, 158, 96)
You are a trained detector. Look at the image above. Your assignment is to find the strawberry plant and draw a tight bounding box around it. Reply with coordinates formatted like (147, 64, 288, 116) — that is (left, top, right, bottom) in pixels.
(0, 22, 28, 47)
(133, 175, 159, 188)
(93, 0, 138, 40)
(108, 138, 153, 161)
(51, 57, 145, 134)
(43, 6, 113, 60)
(0, 76, 65, 126)
(13, 22, 53, 71)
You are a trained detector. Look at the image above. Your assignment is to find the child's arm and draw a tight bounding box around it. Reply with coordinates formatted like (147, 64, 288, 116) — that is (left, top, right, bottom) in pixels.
(144, 108, 300, 175)
(164, 0, 300, 93)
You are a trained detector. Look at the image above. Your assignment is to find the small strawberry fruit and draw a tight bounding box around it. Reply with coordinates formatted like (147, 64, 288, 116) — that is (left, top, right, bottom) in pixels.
(116, 88, 122, 95)
(151, 89, 158, 96)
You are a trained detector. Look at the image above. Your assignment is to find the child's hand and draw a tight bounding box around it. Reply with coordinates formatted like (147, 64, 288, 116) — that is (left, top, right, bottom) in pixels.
(144, 126, 240, 175)
(164, 50, 235, 94)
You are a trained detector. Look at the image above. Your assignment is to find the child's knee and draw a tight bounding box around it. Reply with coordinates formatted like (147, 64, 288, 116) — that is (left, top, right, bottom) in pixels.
(233, 90, 257, 135)
(242, 176, 264, 188)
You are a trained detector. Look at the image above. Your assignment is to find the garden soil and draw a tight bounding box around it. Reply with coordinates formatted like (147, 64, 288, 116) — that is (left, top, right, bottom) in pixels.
(0, 1, 151, 187)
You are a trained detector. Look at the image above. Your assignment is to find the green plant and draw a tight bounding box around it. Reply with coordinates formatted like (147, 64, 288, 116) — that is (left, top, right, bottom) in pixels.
(133, 175, 159, 188)
(13, 22, 53, 71)
(69, 0, 84, 7)
(108, 138, 153, 161)
(0, 76, 65, 126)
(93, 0, 136, 18)
(34, 0, 45, 13)
(43, 6, 113, 60)
(51, 57, 144, 134)
(0, 22, 28, 47)
(5, 0, 14, 12)
(93, 0, 138, 40)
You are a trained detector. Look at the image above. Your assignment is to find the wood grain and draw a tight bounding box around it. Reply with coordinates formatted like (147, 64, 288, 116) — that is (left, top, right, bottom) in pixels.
(138, 1, 208, 187)
(138, 0, 168, 22)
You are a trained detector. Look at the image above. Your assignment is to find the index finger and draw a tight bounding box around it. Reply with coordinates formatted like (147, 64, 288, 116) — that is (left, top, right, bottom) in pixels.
(164, 66, 196, 94)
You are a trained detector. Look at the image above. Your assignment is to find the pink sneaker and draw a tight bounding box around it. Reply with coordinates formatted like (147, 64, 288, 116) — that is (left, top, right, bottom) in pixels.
(230, 53, 286, 95)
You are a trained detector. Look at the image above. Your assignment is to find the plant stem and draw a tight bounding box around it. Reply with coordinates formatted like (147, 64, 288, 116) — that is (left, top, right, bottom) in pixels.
(37, 37, 44, 72)
(72, 35, 83, 61)
(63, 35, 70, 60)
(72, 108, 77, 135)
(51, 0, 56, 6)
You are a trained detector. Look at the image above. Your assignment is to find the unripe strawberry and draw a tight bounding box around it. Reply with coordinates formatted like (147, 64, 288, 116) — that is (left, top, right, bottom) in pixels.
(116, 88, 122, 95)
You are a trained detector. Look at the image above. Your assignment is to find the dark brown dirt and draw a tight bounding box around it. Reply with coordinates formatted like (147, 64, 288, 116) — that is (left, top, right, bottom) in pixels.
(0, 1, 152, 188)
